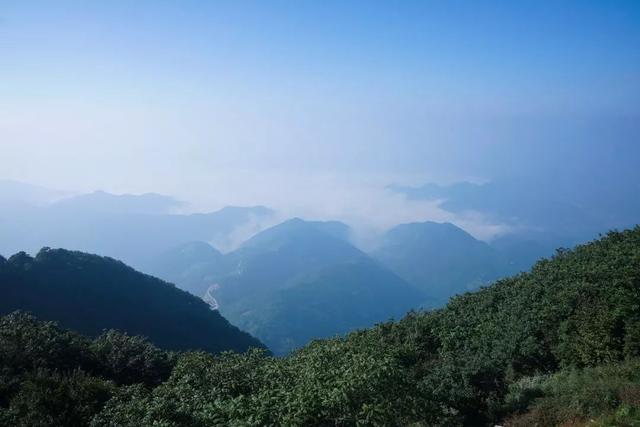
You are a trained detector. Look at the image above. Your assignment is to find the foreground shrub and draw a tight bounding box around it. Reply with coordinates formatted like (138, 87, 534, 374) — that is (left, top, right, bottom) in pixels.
(505, 358, 640, 426)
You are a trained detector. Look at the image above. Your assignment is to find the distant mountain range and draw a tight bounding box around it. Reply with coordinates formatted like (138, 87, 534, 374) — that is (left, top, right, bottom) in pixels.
(371, 221, 508, 305)
(148, 241, 225, 294)
(147, 218, 424, 355)
(0, 248, 263, 353)
(0, 179, 70, 208)
(389, 179, 640, 247)
(146, 217, 559, 353)
(5, 179, 631, 355)
(49, 190, 184, 215)
(0, 188, 275, 269)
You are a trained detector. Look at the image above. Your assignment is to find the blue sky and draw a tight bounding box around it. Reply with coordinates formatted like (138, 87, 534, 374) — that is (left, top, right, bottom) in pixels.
(0, 1, 638, 234)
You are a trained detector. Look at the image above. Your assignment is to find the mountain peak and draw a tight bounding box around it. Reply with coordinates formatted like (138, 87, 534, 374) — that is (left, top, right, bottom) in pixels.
(385, 221, 479, 246)
(240, 218, 351, 251)
(372, 220, 500, 303)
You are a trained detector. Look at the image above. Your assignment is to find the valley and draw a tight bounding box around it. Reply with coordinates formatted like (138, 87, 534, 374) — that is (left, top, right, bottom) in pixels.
(2, 2, 638, 424)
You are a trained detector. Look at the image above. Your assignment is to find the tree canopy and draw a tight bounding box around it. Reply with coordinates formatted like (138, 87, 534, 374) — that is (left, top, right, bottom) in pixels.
(1, 227, 639, 425)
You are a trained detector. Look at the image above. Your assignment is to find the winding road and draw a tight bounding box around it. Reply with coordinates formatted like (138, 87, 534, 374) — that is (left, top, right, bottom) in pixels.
(203, 284, 219, 310)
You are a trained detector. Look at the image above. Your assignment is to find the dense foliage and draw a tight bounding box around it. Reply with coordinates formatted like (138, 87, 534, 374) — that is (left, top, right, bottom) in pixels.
(0, 248, 264, 353)
(0, 312, 174, 426)
(503, 358, 640, 426)
(1, 226, 639, 426)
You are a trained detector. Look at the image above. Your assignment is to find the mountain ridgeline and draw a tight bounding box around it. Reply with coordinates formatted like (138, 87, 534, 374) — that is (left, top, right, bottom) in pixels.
(0, 188, 275, 270)
(146, 218, 526, 354)
(148, 218, 424, 355)
(1, 227, 639, 425)
(0, 248, 263, 354)
(371, 221, 510, 305)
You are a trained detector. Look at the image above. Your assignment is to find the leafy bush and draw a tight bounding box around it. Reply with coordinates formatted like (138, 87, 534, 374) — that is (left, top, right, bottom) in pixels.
(4, 227, 640, 426)
(0, 313, 174, 426)
(4, 369, 114, 427)
(505, 358, 640, 426)
(0, 312, 96, 375)
(91, 330, 174, 386)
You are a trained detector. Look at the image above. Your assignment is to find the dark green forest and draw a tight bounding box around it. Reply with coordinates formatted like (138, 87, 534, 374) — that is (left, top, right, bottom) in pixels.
(1, 227, 640, 426)
(0, 248, 263, 353)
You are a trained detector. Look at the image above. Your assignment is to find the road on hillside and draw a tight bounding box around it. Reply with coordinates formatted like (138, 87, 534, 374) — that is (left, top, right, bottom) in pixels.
(203, 284, 219, 310)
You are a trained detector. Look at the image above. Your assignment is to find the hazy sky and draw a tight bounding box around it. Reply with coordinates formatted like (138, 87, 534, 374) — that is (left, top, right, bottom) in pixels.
(1, 1, 639, 236)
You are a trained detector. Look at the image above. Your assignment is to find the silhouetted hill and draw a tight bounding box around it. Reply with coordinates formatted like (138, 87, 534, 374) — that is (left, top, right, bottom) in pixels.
(306, 220, 351, 242)
(145, 241, 225, 296)
(489, 233, 559, 273)
(0, 248, 264, 353)
(225, 218, 367, 290)
(390, 178, 640, 247)
(152, 218, 424, 354)
(246, 258, 423, 354)
(371, 221, 506, 304)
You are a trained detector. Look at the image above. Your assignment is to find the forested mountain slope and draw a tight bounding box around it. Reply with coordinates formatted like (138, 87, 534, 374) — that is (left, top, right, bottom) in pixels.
(143, 241, 225, 296)
(3, 227, 637, 426)
(94, 226, 640, 425)
(144, 218, 361, 298)
(0, 248, 263, 354)
(242, 258, 423, 355)
(196, 218, 424, 354)
(145, 218, 425, 354)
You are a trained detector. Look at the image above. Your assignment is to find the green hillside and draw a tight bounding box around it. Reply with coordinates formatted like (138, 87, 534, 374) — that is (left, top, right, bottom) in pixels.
(1, 226, 639, 426)
(98, 226, 640, 425)
(149, 218, 425, 354)
(209, 219, 424, 354)
(243, 258, 423, 355)
(143, 241, 225, 297)
(0, 248, 264, 354)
